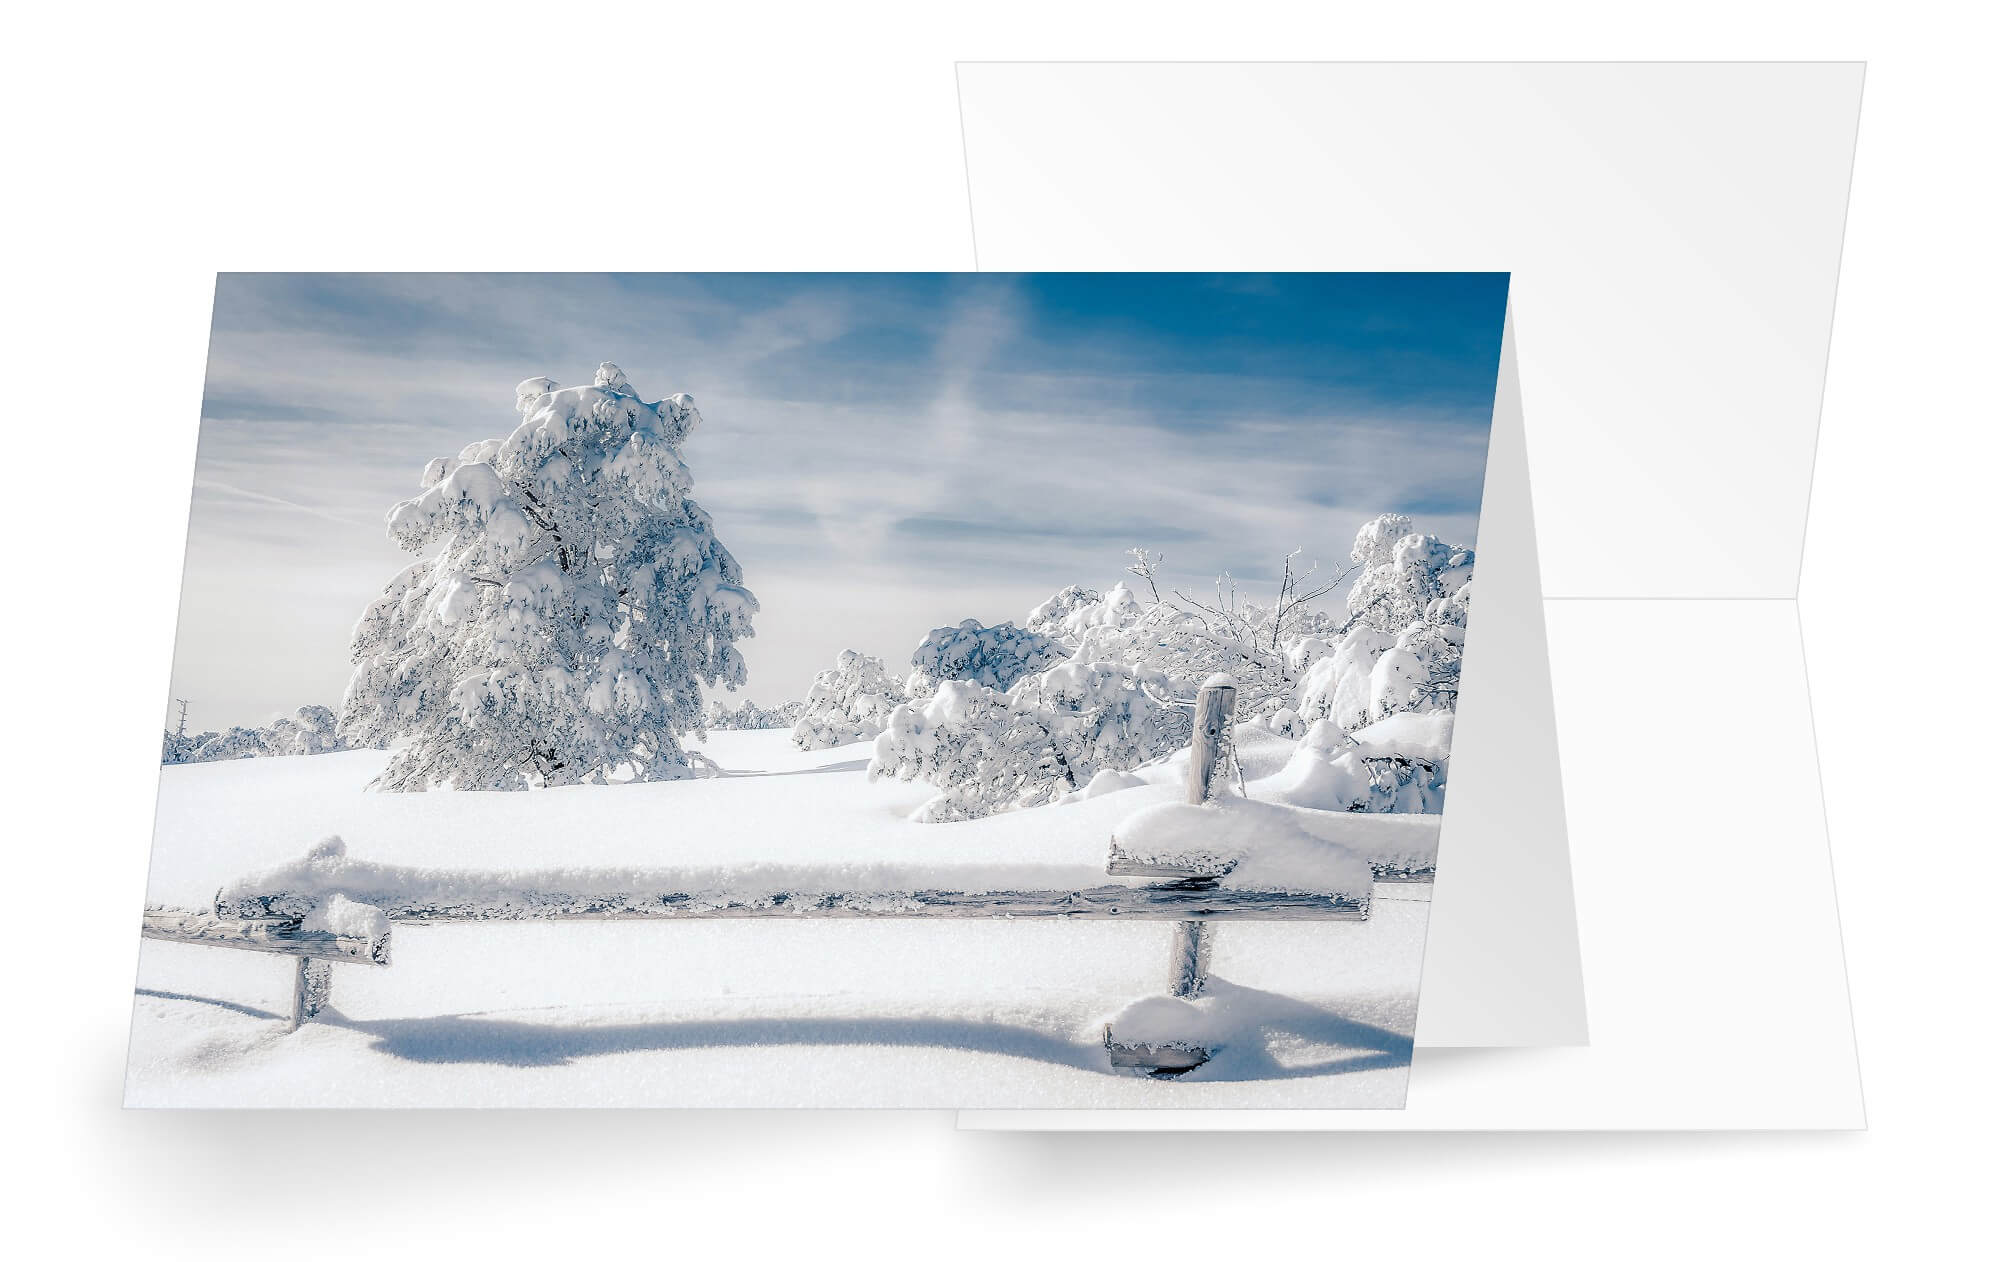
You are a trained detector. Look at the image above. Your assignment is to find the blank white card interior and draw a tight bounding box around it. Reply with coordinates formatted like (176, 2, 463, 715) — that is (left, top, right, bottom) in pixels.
(954, 61, 1864, 1129)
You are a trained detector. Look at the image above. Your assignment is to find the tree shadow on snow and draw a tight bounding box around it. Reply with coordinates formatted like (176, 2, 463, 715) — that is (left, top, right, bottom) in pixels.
(706, 759, 870, 779)
(290, 977, 1410, 1082)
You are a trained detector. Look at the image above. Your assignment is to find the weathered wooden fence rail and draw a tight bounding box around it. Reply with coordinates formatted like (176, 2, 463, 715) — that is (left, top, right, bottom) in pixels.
(142, 680, 1434, 1074)
(141, 908, 390, 964)
(218, 887, 1370, 923)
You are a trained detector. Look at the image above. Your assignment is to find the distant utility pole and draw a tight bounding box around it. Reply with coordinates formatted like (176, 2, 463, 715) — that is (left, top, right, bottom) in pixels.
(174, 698, 190, 738)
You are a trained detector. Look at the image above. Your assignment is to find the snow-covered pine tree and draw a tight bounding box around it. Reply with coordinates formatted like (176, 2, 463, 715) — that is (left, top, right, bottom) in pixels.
(792, 650, 907, 750)
(341, 363, 757, 791)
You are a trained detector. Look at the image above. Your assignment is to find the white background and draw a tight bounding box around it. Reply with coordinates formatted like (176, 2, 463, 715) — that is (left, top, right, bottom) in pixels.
(3, 1, 1992, 1256)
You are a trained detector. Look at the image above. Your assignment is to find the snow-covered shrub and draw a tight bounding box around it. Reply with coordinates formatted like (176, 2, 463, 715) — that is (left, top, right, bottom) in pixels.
(194, 725, 273, 762)
(162, 731, 194, 764)
(1284, 635, 1334, 677)
(1013, 660, 1191, 778)
(265, 704, 344, 755)
(868, 661, 1187, 822)
(162, 705, 355, 764)
(705, 698, 804, 730)
(1295, 515, 1474, 729)
(341, 363, 758, 791)
(906, 618, 1067, 696)
(1024, 584, 1101, 636)
(1254, 714, 1450, 814)
(1055, 581, 1295, 720)
(867, 520, 1469, 823)
(792, 650, 908, 750)
(1293, 625, 1394, 730)
(1344, 513, 1474, 634)
(1059, 559, 1351, 721)
(1058, 580, 1146, 641)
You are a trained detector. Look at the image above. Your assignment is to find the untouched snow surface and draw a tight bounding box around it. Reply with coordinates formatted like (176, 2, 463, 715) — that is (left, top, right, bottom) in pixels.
(129, 731, 1429, 1108)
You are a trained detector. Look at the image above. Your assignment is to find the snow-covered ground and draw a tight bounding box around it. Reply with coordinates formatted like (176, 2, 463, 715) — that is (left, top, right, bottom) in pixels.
(127, 731, 1428, 1107)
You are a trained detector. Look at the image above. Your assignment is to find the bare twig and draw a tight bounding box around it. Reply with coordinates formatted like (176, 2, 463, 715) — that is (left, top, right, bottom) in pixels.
(1124, 547, 1165, 602)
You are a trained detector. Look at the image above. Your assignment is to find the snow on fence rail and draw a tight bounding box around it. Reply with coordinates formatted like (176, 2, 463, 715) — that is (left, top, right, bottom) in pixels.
(141, 680, 1436, 1075)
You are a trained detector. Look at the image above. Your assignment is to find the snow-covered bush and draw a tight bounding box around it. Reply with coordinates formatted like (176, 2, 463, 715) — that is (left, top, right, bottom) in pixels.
(868, 661, 1186, 822)
(1254, 714, 1450, 814)
(906, 618, 1066, 696)
(1295, 514, 1474, 729)
(1052, 580, 1145, 640)
(792, 650, 908, 750)
(1293, 627, 1393, 731)
(868, 518, 1469, 822)
(266, 704, 344, 755)
(1343, 514, 1474, 634)
(340, 363, 758, 791)
(705, 697, 804, 730)
(1040, 579, 1295, 723)
(181, 725, 272, 762)
(1023, 584, 1101, 636)
(161, 730, 196, 763)
(162, 704, 353, 764)
(1053, 556, 1352, 721)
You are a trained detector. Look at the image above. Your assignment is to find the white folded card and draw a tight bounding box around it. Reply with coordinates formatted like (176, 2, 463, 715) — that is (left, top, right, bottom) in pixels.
(123, 64, 1865, 1123)
(954, 61, 1865, 1128)
(128, 270, 1523, 1109)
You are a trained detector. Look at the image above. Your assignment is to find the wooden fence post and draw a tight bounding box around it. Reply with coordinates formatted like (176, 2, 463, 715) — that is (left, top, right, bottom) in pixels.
(1168, 921, 1214, 999)
(1185, 676, 1237, 806)
(290, 958, 333, 1032)
(1169, 676, 1237, 999)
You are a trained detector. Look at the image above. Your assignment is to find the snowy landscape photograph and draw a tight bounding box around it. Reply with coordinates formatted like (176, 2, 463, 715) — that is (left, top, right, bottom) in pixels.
(129, 272, 1508, 1107)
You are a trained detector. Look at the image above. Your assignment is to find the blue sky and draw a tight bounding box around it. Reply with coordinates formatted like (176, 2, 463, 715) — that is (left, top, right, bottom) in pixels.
(173, 273, 1507, 727)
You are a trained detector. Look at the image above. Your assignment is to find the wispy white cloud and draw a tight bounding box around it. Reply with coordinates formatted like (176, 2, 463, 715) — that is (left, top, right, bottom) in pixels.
(193, 477, 369, 527)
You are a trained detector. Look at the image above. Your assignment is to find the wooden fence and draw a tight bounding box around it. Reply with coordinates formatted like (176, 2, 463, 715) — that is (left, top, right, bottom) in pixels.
(142, 680, 1432, 1073)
